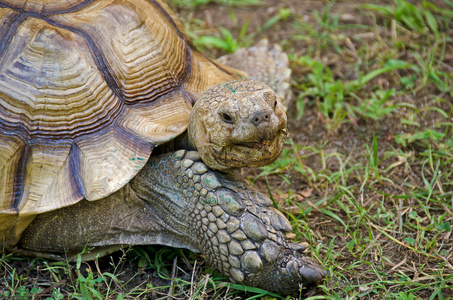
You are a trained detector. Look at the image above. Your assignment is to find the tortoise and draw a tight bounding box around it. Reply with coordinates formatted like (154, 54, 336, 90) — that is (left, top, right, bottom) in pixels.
(0, 0, 327, 295)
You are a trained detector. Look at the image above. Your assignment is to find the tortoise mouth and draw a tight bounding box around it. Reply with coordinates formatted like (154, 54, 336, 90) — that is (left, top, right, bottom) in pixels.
(236, 138, 272, 149)
(234, 127, 287, 148)
(211, 128, 287, 169)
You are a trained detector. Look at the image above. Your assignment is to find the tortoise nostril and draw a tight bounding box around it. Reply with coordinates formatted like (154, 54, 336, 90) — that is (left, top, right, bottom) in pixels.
(252, 112, 271, 126)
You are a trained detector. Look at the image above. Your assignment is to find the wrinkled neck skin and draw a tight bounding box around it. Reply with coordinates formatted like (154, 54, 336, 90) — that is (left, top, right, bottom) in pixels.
(188, 79, 287, 172)
(152, 131, 194, 157)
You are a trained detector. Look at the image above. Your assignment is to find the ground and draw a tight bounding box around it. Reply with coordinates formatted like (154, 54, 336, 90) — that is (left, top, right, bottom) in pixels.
(1, 0, 452, 299)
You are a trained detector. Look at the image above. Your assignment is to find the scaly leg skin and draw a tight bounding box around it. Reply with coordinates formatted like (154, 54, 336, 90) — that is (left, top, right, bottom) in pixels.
(132, 150, 328, 295)
(19, 150, 327, 295)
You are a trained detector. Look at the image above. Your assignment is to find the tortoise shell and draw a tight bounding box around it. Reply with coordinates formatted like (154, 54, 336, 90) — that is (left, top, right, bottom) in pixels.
(0, 0, 239, 243)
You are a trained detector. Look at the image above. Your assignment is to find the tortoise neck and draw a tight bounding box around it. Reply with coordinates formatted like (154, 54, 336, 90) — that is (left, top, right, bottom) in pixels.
(152, 131, 195, 157)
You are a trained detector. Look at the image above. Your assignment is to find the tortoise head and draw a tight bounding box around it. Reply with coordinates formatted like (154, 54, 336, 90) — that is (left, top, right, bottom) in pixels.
(188, 79, 287, 171)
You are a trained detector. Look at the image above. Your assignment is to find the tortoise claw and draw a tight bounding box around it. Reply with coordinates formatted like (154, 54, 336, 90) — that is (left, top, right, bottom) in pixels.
(242, 243, 328, 295)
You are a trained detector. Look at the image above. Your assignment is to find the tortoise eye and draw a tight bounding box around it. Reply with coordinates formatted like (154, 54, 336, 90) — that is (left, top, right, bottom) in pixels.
(221, 112, 234, 123)
(274, 100, 278, 109)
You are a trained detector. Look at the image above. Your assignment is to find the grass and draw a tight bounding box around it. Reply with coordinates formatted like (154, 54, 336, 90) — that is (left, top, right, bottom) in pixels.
(1, 0, 453, 299)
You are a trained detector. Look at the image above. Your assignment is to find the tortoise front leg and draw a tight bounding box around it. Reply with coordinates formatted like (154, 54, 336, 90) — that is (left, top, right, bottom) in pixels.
(132, 150, 328, 295)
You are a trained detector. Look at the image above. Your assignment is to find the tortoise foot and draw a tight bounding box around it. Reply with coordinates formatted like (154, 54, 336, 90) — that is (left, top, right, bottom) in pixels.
(200, 184, 328, 295)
